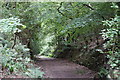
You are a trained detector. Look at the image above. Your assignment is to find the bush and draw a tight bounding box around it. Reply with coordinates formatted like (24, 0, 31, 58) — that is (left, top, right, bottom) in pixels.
(98, 16, 120, 79)
(0, 17, 44, 78)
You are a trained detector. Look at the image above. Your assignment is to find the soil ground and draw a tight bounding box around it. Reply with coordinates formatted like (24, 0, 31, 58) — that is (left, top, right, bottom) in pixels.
(0, 56, 96, 79)
(35, 56, 96, 78)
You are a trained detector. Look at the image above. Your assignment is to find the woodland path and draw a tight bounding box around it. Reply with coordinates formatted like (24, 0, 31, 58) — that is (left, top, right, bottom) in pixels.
(35, 56, 96, 78)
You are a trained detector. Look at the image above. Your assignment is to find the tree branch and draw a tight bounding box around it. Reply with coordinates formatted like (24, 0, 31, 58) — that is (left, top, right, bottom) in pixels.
(82, 4, 106, 20)
(12, 34, 17, 49)
(83, 4, 94, 10)
(57, 2, 73, 20)
(57, 2, 64, 16)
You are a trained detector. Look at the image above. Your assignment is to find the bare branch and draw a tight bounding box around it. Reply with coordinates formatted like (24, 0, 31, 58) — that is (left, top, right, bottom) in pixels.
(82, 3, 106, 20)
(83, 4, 95, 10)
(57, 2, 73, 20)
(12, 34, 17, 49)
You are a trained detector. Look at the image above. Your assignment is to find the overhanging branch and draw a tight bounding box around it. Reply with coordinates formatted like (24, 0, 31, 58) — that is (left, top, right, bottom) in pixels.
(82, 3, 106, 20)
(57, 2, 73, 20)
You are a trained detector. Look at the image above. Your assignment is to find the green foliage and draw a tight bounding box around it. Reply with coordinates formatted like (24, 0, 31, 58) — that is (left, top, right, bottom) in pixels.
(1, 2, 114, 56)
(98, 14, 120, 79)
(0, 18, 43, 78)
(1, 3, 118, 79)
(0, 18, 30, 72)
(25, 68, 44, 78)
(98, 68, 109, 77)
(0, 17, 24, 33)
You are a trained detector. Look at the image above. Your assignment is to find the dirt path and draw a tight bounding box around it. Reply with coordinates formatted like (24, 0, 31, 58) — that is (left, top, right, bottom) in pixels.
(35, 56, 96, 78)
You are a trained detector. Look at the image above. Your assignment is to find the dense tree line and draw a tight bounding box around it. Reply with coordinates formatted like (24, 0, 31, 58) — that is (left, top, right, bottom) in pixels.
(0, 2, 120, 79)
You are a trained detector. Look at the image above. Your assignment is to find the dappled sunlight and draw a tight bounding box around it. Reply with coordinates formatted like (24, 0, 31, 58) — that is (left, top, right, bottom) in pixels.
(35, 55, 55, 60)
